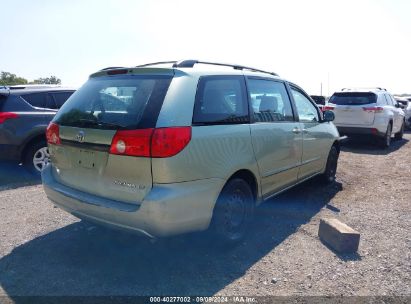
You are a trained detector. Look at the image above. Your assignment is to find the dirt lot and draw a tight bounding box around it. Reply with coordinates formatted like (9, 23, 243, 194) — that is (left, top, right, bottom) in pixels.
(0, 133, 410, 299)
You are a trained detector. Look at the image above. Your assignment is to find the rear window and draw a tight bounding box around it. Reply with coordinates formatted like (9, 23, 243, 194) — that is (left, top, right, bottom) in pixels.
(54, 75, 172, 130)
(329, 92, 377, 105)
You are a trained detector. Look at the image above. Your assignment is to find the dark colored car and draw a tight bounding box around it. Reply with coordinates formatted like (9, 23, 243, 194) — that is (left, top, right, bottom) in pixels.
(0, 85, 75, 174)
(310, 95, 326, 111)
(310, 95, 326, 105)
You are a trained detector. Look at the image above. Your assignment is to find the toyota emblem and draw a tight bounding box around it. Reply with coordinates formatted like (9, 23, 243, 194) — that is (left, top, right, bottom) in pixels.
(76, 131, 85, 143)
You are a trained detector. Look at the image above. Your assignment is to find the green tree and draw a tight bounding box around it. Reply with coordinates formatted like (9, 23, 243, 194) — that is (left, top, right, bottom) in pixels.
(0, 71, 28, 85)
(32, 76, 61, 85)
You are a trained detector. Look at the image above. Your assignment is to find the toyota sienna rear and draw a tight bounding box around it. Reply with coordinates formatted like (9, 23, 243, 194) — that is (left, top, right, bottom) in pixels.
(42, 60, 342, 243)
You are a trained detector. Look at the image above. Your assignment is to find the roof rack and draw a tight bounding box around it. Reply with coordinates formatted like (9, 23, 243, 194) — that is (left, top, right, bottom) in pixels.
(341, 87, 387, 92)
(134, 59, 279, 77)
(8, 84, 63, 90)
(135, 61, 178, 68)
(172, 60, 279, 76)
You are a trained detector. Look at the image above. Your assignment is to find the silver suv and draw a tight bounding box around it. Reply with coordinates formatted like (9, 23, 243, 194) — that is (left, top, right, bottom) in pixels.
(326, 88, 405, 147)
(42, 60, 342, 244)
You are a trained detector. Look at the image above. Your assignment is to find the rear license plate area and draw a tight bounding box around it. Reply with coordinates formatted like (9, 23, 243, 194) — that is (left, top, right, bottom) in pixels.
(76, 150, 96, 169)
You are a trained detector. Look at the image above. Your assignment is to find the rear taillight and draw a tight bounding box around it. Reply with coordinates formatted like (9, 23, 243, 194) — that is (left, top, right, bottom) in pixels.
(109, 127, 191, 158)
(322, 106, 335, 111)
(363, 106, 383, 113)
(110, 129, 154, 157)
(46, 122, 61, 145)
(0, 112, 18, 124)
(151, 127, 192, 158)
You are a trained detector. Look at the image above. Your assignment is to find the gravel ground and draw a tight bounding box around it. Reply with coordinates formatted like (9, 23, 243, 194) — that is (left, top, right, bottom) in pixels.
(0, 133, 410, 299)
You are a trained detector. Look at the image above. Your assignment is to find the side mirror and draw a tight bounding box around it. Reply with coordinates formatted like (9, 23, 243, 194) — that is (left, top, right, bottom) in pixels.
(323, 110, 335, 122)
(395, 103, 400, 108)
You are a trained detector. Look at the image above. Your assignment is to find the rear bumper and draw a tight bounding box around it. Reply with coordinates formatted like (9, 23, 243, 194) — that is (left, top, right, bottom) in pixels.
(336, 126, 385, 137)
(42, 165, 224, 238)
(0, 144, 20, 161)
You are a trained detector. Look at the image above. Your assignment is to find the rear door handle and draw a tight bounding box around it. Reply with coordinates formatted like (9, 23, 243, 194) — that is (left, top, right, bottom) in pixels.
(292, 127, 301, 134)
(302, 128, 309, 134)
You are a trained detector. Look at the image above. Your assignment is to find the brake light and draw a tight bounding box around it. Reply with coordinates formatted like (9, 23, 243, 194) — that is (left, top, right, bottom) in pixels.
(109, 127, 191, 158)
(107, 69, 128, 75)
(363, 107, 383, 113)
(110, 129, 154, 157)
(0, 112, 18, 124)
(322, 106, 335, 111)
(46, 122, 61, 145)
(151, 127, 192, 158)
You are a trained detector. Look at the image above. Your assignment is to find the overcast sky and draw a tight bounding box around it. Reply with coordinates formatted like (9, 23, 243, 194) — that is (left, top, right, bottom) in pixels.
(1, 0, 410, 95)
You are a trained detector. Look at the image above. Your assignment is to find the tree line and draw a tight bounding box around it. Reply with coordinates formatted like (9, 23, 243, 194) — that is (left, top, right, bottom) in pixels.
(0, 71, 61, 86)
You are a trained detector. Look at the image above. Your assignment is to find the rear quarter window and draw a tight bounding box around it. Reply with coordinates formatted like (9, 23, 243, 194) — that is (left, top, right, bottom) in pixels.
(193, 76, 249, 125)
(21, 92, 48, 108)
(49, 91, 74, 109)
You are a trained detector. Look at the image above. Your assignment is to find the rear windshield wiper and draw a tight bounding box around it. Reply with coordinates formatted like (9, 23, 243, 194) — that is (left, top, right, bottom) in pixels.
(77, 118, 128, 130)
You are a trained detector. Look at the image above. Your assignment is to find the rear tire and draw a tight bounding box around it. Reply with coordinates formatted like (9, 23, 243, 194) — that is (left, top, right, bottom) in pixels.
(379, 123, 392, 148)
(210, 178, 254, 246)
(394, 120, 404, 140)
(321, 145, 339, 184)
(23, 140, 49, 176)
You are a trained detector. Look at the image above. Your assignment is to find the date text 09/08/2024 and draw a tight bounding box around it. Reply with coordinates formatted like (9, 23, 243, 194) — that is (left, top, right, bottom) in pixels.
(149, 296, 256, 303)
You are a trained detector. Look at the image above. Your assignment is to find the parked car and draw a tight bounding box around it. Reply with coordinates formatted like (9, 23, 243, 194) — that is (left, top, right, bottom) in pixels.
(310, 95, 326, 111)
(326, 88, 405, 148)
(395, 97, 411, 129)
(405, 103, 411, 130)
(0, 85, 75, 174)
(42, 60, 342, 244)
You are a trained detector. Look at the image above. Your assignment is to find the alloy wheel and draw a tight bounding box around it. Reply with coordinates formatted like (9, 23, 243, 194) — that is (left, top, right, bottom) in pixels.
(33, 147, 50, 172)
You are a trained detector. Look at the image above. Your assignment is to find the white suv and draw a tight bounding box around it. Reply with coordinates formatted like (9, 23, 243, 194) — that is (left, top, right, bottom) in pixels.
(326, 88, 405, 147)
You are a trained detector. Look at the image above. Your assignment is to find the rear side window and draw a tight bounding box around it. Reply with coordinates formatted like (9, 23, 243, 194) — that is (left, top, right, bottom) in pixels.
(329, 92, 377, 105)
(193, 76, 248, 125)
(247, 79, 294, 122)
(49, 92, 74, 109)
(54, 75, 172, 130)
(22, 92, 47, 108)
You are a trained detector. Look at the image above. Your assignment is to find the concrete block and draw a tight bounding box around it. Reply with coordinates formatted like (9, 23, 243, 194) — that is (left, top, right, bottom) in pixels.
(319, 218, 360, 253)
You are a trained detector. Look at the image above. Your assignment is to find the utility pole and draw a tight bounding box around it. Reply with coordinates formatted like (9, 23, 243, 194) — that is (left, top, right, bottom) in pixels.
(327, 72, 330, 97)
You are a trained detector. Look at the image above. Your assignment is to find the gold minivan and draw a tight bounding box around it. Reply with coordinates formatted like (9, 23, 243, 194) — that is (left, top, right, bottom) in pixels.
(42, 60, 341, 244)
